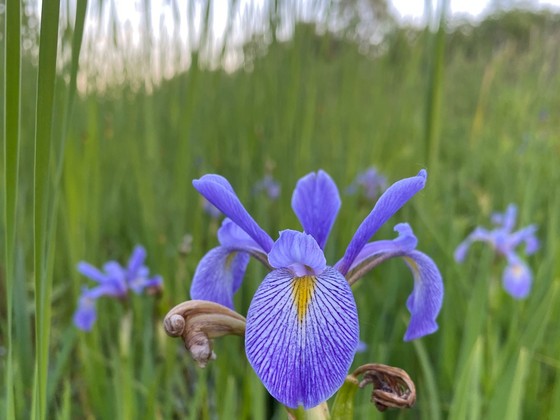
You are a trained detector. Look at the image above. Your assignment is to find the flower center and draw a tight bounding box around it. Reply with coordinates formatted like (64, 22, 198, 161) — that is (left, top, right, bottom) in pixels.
(291, 275, 317, 322)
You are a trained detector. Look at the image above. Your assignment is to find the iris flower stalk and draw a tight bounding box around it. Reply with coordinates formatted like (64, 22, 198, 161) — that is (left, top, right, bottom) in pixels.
(189, 170, 443, 409)
(454, 204, 539, 299)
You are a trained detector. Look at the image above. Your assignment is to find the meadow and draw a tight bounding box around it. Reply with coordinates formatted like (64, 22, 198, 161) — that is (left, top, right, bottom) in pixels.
(2, 1, 560, 418)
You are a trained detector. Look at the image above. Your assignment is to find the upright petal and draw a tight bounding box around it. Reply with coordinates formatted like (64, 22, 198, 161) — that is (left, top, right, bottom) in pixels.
(127, 245, 147, 275)
(502, 256, 532, 299)
(337, 170, 427, 276)
(268, 230, 326, 277)
(491, 204, 517, 229)
(245, 267, 359, 409)
(403, 251, 444, 341)
(194, 175, 274, 252)
(291, 170, 340, 249)
(190, 246, 250, 309)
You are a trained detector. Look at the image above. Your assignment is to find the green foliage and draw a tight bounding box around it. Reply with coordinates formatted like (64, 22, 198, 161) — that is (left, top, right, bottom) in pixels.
(2, 3, 560, 419)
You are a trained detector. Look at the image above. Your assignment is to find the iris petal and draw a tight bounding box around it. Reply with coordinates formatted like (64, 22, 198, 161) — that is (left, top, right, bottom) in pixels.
(193, 175, 274, 252)
(508, 225, 539, 255)
(453, 227, 494, 262)
(217, 218, 264, 253)
(268, 230, 326, 277)
(502, 257, 532, 299)
(337, 170, 427, 275)
(245, 267, 359, 409)
(77, 262, 107, 283)
(291, 170, 341, 249)
(190, 246, 250, 309)
(348, 223, 418, 272)
(127, 245, 147, 275)
(73, 295, 97, 331)
(403, 251, 444, 341)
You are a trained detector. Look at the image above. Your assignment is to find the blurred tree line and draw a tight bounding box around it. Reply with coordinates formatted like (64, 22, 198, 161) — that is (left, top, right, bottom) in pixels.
(1, 1, 560, 91)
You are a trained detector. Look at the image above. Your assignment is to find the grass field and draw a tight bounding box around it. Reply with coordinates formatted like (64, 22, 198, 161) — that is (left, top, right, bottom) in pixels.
(2, 1, 560, 418)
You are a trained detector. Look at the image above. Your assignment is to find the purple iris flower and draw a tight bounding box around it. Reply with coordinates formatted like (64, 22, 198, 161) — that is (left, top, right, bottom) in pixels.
(454, 204, 539, 299)
(253, 174, 281, 200)
(347, 166, 388, 202)
(73, 245, 163, 331)
(190, 170, 443, 409)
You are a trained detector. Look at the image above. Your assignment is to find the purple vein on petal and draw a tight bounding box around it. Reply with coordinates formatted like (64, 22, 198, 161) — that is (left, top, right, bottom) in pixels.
(245, 267, 358, 409)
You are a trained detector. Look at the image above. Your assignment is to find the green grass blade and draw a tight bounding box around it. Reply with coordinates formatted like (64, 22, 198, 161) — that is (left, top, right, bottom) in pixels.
(486, 348, 530, 420)
(3, 0, 21, 418)
(32, 0, 61, 418)
(413, 339, 442, 420)
(448, 337, 483, 420)
(424, 0, 447, 170)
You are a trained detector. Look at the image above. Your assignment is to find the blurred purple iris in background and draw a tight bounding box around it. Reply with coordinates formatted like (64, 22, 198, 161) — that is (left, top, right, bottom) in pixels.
(73, 246, 163, 331)
(202, 197, 222, 218)
(346, 166, 387, 202)
(454, 204, 539, 299)
(253, 174, 281, 199)
(189, 169, 443, 409)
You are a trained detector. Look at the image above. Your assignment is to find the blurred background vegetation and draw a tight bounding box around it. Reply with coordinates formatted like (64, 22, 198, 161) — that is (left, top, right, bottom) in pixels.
(1, 0, 560, 418)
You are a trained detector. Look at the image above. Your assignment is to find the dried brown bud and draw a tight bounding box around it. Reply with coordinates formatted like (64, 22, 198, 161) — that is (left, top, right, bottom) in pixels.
(350, 363, 416, 412)
(163, 300, 246, 367)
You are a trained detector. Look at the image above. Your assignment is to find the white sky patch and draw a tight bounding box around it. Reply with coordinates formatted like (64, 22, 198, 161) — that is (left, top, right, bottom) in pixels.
(40, 0, 560, 91)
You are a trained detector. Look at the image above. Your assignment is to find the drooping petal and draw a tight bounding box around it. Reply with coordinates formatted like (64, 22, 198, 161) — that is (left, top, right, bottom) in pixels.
(73, 294, 97, 331)
(454, 227, 494, 262)
(403, 251, 444, 341)
(337, 170, 427, 276)
(193, 175, 274, 252)
(502, 256, 532, 299)
(129, 274, 163, 294)
(77, 262, 107, 283)
(268, 230, 326, 277)
(291, 170, 340, 249)
(245, 267, 359, 409)
(190, 246, 250, 309)
(347, 223, 418, 272)
(508, 225, 539, 255)
(453, 240, 471, 263)
(127, 245, 147, 275)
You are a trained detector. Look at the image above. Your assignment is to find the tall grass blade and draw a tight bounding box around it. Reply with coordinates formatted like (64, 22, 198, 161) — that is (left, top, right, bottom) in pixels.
(413, 339, 441, 420)
(448, 337, 483, 420)
(32, 0, 61, 418)
(3, 0, 21, 418)
(424, 0, 447, 169)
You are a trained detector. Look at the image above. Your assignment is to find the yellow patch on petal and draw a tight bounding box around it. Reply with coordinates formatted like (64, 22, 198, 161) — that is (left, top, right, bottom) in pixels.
(404, 257, 419, 277)
(291, 275, 317, 322)
(225, 252, 236, 268)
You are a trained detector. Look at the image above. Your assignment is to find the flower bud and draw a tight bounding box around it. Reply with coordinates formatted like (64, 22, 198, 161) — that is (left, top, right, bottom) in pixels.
(163, 300, 246, 367)
(350, 363, 416, 411)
